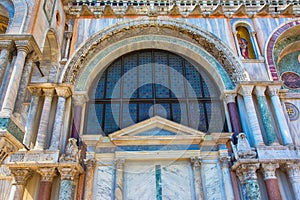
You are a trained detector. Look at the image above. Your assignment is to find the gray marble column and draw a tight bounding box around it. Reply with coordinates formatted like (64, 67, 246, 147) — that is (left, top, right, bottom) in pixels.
(267, 86, 293, 146)
(238, 85, 264, 147)
(0, 40, 14, 86)
(49, 87, 71, 150)
(8, 168, 32, 200)
(191, 157, 204, 200)
(23, 88, 42, 148)
(62, 32, 73, 61)
(220, 157, 234, 200)
(84, 159, 96, 200)
(236, 163, 261, 200)
(254, 86, 279, 145)
(58, 167, 79, 200)
(114, 159, 125, 200)
(34, 88, 55, 150)
(285, 162, 300, 199)
(1, 40, 31, 117)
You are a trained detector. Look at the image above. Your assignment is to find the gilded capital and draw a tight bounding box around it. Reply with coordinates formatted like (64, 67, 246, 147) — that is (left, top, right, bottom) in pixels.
(261, 163, 279, 180)
(37, 167, 57, 182)
(56, 87, 72, 98)
(238, 85, 254, 96)
(10, 168, 32, 185)
(43, 88, 55, 97)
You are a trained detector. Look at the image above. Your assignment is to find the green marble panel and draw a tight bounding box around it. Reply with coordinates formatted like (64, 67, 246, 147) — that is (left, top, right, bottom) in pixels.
(245, 180, 261, 200)
(0, 118, 24, 143)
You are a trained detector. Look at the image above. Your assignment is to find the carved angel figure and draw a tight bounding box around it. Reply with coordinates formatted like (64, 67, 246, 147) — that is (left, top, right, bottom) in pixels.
(236, 133, 256, 159)
(59, 138, 80, 162)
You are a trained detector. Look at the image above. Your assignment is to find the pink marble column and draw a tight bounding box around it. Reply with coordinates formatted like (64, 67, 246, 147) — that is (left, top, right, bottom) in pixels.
(1, 40, 31, 116)
(261, 163, 282, 200)
(37, 167, 56, 200)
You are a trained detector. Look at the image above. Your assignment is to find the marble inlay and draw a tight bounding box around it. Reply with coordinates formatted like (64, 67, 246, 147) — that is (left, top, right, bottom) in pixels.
(93, 166, 114, 200)
(281, 72, 300, 89)
(202, 163, 222, 200)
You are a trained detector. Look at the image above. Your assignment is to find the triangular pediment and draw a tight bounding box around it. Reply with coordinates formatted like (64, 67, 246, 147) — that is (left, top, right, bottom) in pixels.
(109, 116, 205, 145)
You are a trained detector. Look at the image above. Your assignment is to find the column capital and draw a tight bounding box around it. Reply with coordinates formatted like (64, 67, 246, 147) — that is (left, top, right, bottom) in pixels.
(236, 163, 260, 181)
(223, 92, 237, 104)
(114, 159, 125, 169)
(15, 40, 32, 54)
(84, 158, 96, 169)
(254, 85, 267, 97)
(283, 162, 300, 179)
(190, 156, 201, 167)
(238, 85, 254, 96)
(267, 85, 281, 97)
(43, 88, 55, 97)
(10, 168, 32, 185)
(55, 87, 72, 98)
(37, 167, 57, 182)
(58, 166, 80, 181)
(219, 156, 231, 168)
(29, 87, 42, 96)
(0, 40, 14, 51)
(261, 163, 279, 180)
(72, 93, 89, 105)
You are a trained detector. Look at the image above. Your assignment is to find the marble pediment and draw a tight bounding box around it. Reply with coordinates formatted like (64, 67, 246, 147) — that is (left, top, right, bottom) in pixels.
(109, 116, 205, 146)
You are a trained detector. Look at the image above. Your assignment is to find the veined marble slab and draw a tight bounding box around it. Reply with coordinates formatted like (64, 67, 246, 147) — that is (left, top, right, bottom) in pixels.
(202, 163, 223, 200)
(93, 165, 114, 200)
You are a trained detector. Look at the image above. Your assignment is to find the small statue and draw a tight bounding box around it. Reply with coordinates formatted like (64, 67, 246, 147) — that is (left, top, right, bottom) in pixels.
(59, 138, 80, 162)
(235, 133, 256, 159)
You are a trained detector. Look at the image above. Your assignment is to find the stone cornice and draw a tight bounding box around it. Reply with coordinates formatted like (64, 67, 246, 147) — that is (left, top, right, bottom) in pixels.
(0, 34, 42, 59)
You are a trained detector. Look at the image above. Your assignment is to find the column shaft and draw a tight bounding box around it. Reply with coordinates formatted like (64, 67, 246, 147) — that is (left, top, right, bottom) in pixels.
(0, 41, 14, 85)
(35, 89, 55, 150)
(268, 86, 293, 145)
(71, 104, 82, 139)
(191, 157, 204, 200)
(262, 163, 282, 200)
(23, 88, 41, 148)
(37, 181, 52, 200)
(114, 159, 125, 200)
(220, 159, 234, 200)
(1, 42, 30, 115)
(59, 180, 74, 199)
(84, 159, 96, 200)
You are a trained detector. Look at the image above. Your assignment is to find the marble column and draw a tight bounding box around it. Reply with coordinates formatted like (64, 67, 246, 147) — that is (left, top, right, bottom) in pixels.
(224, 92, 242, 144)
(261, 163, 282, 200)
(37, 167, 56, 200)
(285, 162, 300, 199)
(34, 88, 55, 150)
(62, 32, 73, 61)
(8, 168, 32, 200)
(49, 87, 71, 150)
(1, 40, 31, 116)
(71, 94, 88, 139)
(58, 166, 79, 200)
(254, 86, 279, 145)
(84, 159, 96, 200)
(23, 88, 41, 148)
(114, 159, 125, 200)
(219, 157, 234, 200)
(238, 85, 264, 147)
(236, 163, 261, 200)
(190, 157, 204, 200)
(267, 86, 293, 146)
(0, 40, 14, 86)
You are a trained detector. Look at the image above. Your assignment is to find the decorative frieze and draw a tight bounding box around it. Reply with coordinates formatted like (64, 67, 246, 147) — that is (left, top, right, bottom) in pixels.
(7, 151, 59, 163)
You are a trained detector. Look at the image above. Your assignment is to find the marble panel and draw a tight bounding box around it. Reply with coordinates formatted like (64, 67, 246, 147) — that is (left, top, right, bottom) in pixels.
(202, 162, 222, 200)
(92, 165, 114, 200)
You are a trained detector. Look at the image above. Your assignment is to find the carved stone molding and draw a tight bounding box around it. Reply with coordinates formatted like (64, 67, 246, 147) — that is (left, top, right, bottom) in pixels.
(37, 167, 57, 182)
(236, 163, 260, 182)
(10, 168, 32, 185)
(58, 166, 80, 181)
(261, 163, 279, 180)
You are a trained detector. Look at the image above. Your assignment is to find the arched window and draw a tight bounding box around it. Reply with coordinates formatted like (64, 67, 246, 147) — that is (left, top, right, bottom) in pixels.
(85, 49, 227, 135)
(233, 22, 261, 60)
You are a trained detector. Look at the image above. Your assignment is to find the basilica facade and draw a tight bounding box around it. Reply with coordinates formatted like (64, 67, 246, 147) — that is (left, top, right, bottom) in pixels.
(0, 0, 300, 199)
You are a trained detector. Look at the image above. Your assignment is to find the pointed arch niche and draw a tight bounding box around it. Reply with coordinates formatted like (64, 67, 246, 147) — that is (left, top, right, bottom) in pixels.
(233, 21, 261, 60)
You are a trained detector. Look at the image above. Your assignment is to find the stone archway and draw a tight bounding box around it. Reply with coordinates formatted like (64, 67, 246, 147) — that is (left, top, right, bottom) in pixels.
(60, 18, 249, 90)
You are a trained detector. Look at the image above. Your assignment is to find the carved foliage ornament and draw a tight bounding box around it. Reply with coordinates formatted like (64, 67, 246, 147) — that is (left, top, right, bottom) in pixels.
(63, 19, 246, 85)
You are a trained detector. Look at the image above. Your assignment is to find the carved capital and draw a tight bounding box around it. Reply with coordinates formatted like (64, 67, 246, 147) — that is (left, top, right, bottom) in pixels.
(84, 158, 96, 169)
(261, 163, 279, 180)
(284, 162, 300, 181)
(37, 167, 57, 182)
(190, 156, 201, 167)
(238, 85, 254, 96)
(115, 159, 125, 170)
(236, 163, 260, 182)
(30, 88, 42, 96)
(15, 40, 32, 54)
(10, 168, 32, 185)
(0, 137, 16, 163)
(72, 93, 89, 105)
(254, 85, 266, 97)
(55, 87, 71, 98)
(58, 166, 79, 180)
(223, 92, 237, 104)
(267, 85, 281, 97)
(219, 156, 230, 168)
(43, 88, 55, 97)
(0, 40, 14, 52)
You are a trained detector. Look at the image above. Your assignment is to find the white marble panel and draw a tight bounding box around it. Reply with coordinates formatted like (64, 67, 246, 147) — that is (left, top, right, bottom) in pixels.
(124, 162, 156, 200)
(202, 163, 222, 200)
(161, 161, 194, 200)
(92, 165, 114, 200)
